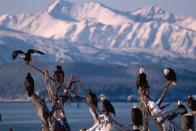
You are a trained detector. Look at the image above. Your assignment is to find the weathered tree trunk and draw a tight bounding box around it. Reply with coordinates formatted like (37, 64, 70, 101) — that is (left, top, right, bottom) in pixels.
(156, 81, 171, 106)
(138, 87, 149, 131)
(142, 104, 149, 131)
(81, 97, 124, 128)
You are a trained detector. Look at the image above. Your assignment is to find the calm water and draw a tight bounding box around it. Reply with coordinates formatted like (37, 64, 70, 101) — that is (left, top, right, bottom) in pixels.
(0, 102, 187, 131)
(0, 102, 135, 131)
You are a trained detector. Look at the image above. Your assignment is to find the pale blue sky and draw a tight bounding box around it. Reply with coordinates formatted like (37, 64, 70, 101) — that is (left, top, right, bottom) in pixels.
(0, 0, 196, 18)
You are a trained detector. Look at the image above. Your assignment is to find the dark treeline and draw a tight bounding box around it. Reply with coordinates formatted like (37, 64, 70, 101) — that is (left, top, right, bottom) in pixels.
(0, 62, 196, 101)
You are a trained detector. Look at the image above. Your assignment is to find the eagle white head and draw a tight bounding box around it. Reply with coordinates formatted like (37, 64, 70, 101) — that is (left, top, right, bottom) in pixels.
(177, 100, 181, 106)
(100, 94, 106, 101)
(139, 68, 145, 74)
(164, 68, 170, 76)
(132, 103, 138, 109)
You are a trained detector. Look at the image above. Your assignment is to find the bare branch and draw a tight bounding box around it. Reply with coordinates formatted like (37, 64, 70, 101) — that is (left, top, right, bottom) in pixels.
(156, 81, 171, 106)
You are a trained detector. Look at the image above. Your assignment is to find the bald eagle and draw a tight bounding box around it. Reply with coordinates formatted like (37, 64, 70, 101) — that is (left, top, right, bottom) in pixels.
(24, 73, 34, 97)
(163, 68, 177, 85)
(86, 90, 98, 107)
(86, 90, 98, 123)
(131, 105, 143, 129)
(12, 49, 44, 63)
(188, 95, 196, 111)
(100, 95, 115, 116)
(177, 101, 187, 115)
(136, 68, 149, 89)
(167, 101, 187, 120)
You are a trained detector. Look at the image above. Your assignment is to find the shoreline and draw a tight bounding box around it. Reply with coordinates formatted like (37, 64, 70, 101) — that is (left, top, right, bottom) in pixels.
(0, 100, 180, 103)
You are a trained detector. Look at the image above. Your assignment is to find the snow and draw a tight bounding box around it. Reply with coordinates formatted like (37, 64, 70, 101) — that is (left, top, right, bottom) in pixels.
(131, 5, 176, 23)
(72, 1, 131, 26)
(177, 16, 196, 32)
(0, 0, 196, 67)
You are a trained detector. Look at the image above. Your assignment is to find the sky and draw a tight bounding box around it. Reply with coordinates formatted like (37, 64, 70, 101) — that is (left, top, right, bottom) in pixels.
(0, 0, 196, 18)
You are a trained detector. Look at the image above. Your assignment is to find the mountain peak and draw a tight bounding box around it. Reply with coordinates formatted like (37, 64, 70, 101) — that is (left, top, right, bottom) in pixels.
(47, 0, 74, 12)
(133, 4, 167, 15)
(82, 1, 106, 9)
(0, 1, 196, 65)
(46, 0, 76, 21)
(142, 5, 163, 12)
(71, 1, 130, 26)
(131, 4, 176, 22)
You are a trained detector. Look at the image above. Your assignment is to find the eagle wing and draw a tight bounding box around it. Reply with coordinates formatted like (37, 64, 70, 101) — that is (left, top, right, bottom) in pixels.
(103, 99, 116, 116)
(12, 50, 25, 59)
(27, 49, 45, 55)
(131, 108, 143, 126)
(90, 93, 98, 106)
(170, 68, 177, 82)
(24, 73, 35, 97)
(136, 73, 148, 88)
(86, 93, 98, 107)
(25, 72, 34, 86)
(165, 68, 177, 82)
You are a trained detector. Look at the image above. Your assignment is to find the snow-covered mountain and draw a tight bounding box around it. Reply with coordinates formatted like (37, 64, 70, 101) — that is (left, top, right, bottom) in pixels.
(0, 0, 196, 69)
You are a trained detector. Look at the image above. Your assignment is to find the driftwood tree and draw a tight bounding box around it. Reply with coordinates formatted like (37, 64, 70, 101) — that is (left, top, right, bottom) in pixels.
(14, 49, 195, 131)
(81, 95, 124, 131)
(102, 67, 180, 131)
(136, 68, 178, 131)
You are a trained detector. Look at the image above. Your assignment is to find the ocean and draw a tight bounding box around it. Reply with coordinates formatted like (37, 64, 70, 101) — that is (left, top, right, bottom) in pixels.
(0, 102, 187, 131)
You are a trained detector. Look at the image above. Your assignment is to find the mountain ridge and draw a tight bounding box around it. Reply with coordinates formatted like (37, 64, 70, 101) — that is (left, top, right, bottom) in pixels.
(0, 0, 196, 69)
